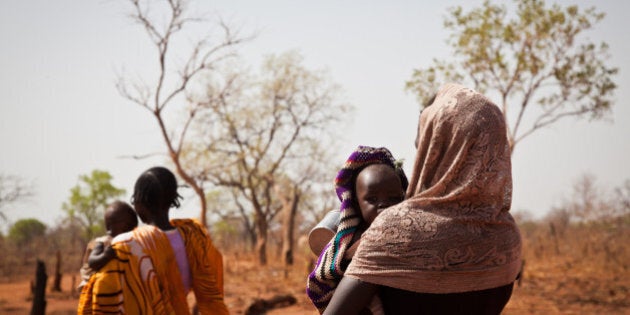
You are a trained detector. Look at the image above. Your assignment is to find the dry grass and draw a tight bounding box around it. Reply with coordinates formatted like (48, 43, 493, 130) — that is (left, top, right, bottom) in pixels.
(1, 221, 629, 314)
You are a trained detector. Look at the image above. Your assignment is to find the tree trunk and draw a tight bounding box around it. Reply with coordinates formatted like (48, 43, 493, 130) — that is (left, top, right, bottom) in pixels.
(246, 227, 257, 251)
(281, 193, 299, 266)
(255, 216, 268, 265)
(71, 275, 77, 298)
(173, 159, 208, 227)
(51, 250, 62, 292)
(193, 184, 207, 228)
(31, 260, 47, 315)
(549, 222, 560, 255)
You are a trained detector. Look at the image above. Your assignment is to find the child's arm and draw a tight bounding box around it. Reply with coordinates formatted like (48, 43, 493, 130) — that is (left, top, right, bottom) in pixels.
(323, 276, 378, 315)
(87, 242, 116, 270)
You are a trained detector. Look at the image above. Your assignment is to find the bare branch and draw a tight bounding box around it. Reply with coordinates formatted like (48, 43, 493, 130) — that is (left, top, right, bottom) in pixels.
(0, 175, 34, 218)
(116, 75, 151, 110)
(514, 106, 590, 146)
(119, 0, 248, 226)
(176, 104, 199, 155)
(116, 152, 166, 160)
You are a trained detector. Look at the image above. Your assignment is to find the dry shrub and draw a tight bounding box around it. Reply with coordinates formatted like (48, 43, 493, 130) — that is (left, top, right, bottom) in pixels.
(514, 215, 630, 313)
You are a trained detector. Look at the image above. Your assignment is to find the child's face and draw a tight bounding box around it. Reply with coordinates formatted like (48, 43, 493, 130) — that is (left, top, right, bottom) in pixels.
(355, 164, 405, 226)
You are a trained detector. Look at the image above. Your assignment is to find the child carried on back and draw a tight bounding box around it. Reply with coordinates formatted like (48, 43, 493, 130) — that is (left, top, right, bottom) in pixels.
(306, 146, 408, 314)
(78, 200, 138, 291)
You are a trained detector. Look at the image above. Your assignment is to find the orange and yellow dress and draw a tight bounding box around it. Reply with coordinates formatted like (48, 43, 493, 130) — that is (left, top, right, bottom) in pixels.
(77, 219, 227, 315)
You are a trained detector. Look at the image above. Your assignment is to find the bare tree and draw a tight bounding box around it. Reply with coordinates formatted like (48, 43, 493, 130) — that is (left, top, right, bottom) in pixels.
(117, 0, 247, 226)
(567, 174, 600, 222)
(184, 52, 351, 264)
(553, 173, 627, 223)
(275, 178, 300, 266)
(613, 179, 630, 219)
(544, 206, 571, 237)
(0, 174, 33, 221)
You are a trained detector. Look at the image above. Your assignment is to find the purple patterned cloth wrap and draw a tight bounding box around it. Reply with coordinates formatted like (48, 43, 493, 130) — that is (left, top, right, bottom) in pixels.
(305, 145, 406, 313)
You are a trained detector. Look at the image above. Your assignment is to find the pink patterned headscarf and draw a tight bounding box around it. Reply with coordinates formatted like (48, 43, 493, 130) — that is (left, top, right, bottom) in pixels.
(345, 83, 522, 293)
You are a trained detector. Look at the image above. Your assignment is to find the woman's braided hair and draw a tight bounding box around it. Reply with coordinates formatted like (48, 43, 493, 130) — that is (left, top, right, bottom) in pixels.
(131, 166, 182, 212)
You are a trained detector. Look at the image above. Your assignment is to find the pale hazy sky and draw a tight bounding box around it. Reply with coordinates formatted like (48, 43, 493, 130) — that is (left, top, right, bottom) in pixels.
(0, 0, 628, 228)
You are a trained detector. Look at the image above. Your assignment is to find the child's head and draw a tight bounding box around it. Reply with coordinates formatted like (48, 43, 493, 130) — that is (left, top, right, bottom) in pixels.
(131, 166, 182, 223)
(355, 164, 406, 225)
(104, 200, 138, 237)
(335, 146, 408, 227)
(306, 146, 408, 307)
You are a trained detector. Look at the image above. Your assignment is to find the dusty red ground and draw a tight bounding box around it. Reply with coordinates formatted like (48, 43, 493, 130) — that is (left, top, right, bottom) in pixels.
(1, 254, 628, 314)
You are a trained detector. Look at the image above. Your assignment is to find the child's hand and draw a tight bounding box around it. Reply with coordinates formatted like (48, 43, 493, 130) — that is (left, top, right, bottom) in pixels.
(88, 244, 117, 270)
(103, 245, 116, 259)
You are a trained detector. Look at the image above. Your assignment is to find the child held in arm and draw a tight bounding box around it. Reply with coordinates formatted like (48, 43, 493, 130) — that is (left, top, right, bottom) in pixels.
(78, 201, 138, 290)
(306, 146, 408, 315)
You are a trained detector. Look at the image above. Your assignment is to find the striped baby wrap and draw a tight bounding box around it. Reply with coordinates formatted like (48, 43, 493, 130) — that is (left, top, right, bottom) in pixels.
(306, 146, 404, 313)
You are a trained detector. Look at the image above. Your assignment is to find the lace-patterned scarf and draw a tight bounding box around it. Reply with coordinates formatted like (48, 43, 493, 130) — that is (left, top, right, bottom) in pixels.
(306, 146, 406, 313)
(345, 83, 522, 294)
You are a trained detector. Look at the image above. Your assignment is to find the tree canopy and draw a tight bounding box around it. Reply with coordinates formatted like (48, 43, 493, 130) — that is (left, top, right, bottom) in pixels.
(62, 170, 125, 240)
(183, 51, 350, 264)
(8, 218, 46, 246)
(406, 0, 618, 153)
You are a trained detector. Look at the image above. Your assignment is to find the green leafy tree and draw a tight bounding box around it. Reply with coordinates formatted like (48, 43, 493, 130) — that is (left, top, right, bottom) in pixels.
(62, 170, 125, 240)
(8, 218, 46, 246)
(406, 0, 617, 153)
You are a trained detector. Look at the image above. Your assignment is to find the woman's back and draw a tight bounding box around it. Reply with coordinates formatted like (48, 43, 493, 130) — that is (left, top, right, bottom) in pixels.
(323, 84, 522, 315)
(345, 84, 521, 294)
(380, 283, 513, 315)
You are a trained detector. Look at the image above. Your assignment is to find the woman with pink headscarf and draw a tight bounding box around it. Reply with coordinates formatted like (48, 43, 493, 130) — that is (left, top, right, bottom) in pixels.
(323, 83, 522, 315)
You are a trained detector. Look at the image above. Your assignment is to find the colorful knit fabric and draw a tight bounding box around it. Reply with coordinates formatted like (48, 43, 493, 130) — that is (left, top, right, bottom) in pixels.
(306, 146, 407, 313)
